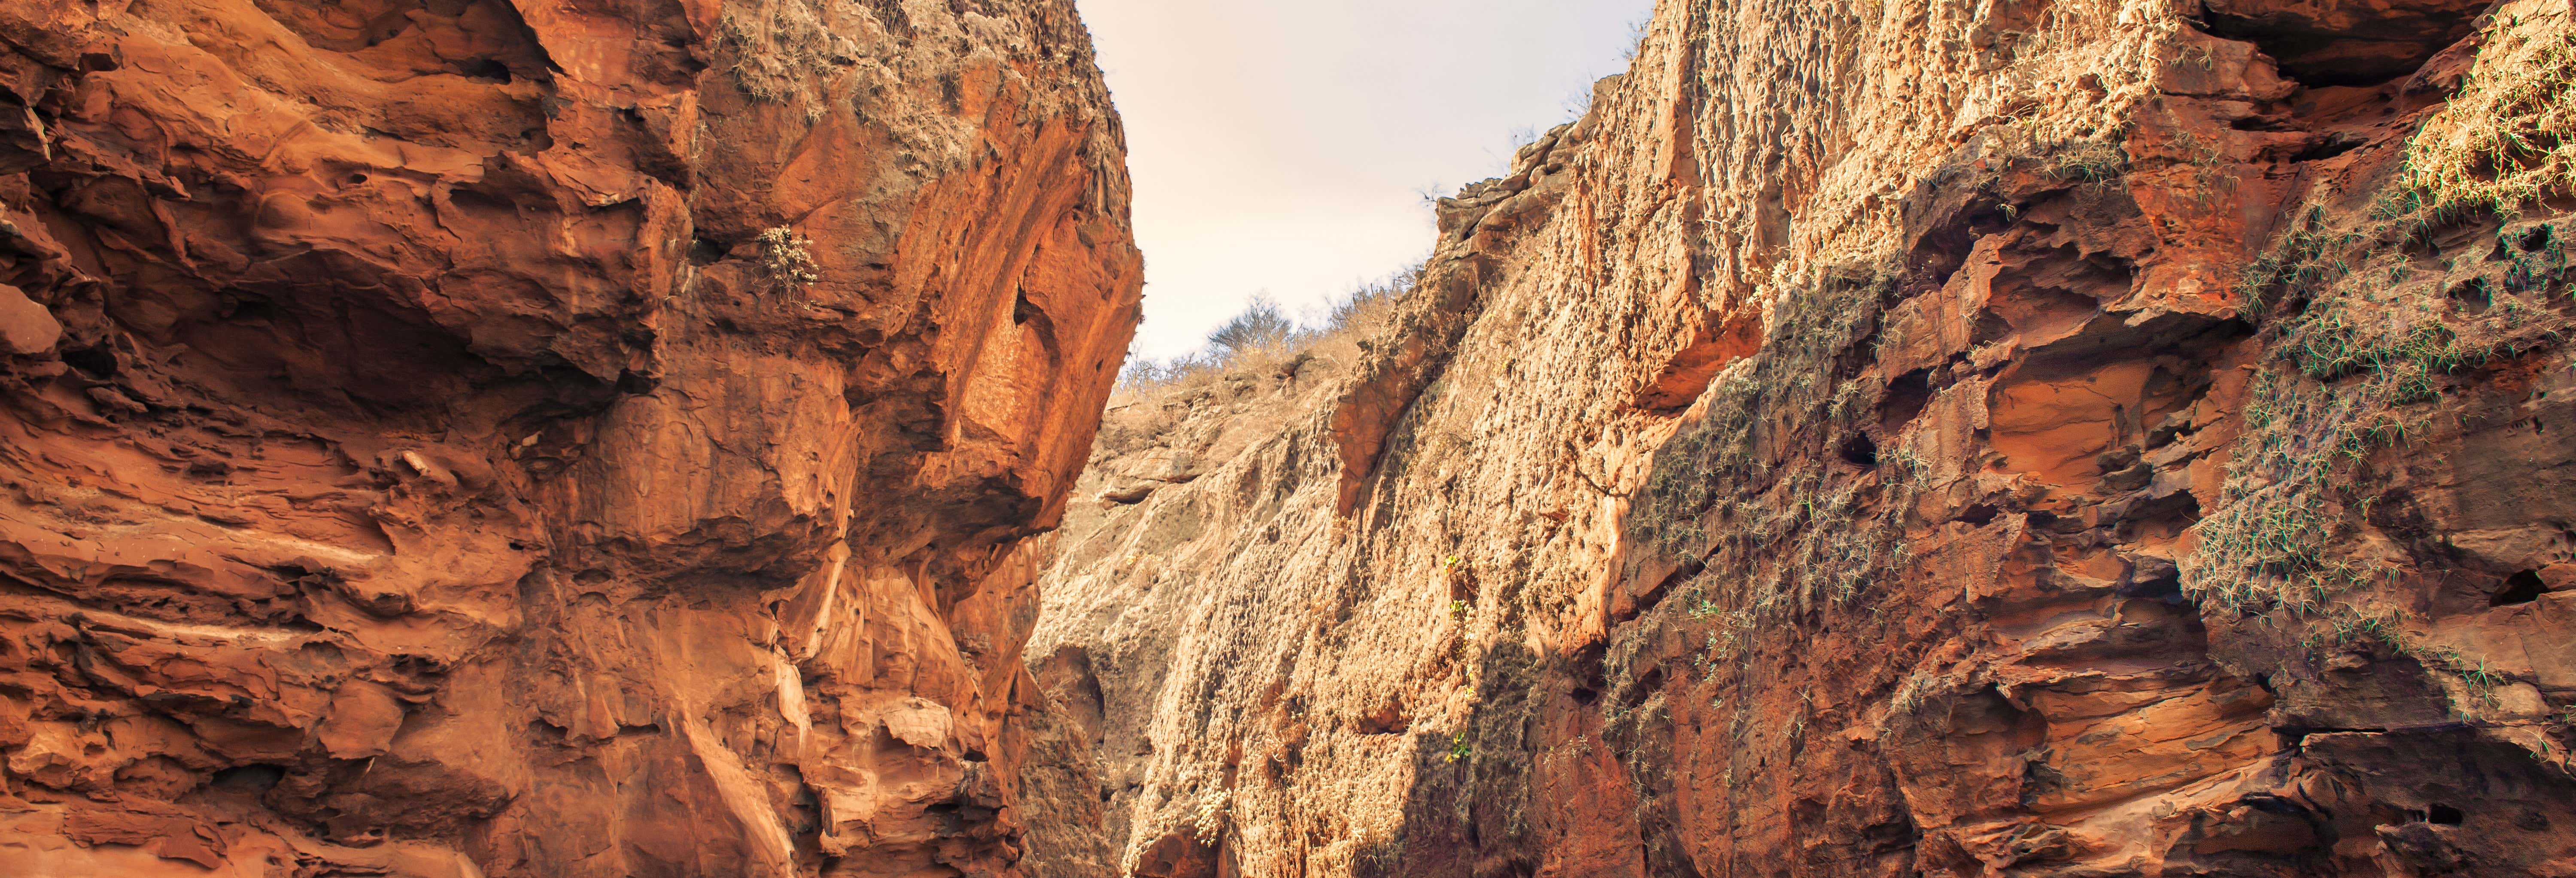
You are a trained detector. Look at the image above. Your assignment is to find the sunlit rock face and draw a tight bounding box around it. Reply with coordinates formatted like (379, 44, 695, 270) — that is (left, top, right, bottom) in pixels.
(0, 0, 1139, 874)
(1027, 0, 2576, 874)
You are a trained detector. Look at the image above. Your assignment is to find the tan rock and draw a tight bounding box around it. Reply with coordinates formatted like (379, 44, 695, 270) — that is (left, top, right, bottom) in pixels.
(1026, 0, 2576, 875)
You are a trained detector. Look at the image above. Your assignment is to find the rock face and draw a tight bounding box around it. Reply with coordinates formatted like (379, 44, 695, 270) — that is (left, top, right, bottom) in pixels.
(1030, 0, 2576, 875)
(0, 0, 1139, 875)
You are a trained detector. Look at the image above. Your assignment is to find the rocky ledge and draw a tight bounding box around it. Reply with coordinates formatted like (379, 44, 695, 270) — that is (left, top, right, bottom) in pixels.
(0, 0, 1139, 875)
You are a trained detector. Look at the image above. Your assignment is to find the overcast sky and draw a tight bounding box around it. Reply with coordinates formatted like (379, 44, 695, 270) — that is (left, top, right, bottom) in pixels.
(1075, 0, 1657, 361)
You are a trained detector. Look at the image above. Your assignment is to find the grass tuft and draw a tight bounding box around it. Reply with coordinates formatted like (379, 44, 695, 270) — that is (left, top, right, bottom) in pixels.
(2187, 9, 2576, 635)
(758, 227, 821, 290)
(2399, 25, 2576, 221)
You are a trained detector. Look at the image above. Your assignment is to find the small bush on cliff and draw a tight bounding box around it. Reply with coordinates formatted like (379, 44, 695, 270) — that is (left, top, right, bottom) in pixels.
(1112, 263, 1421, 396)
(1327, 264, 1414, 335)
(757, 226, 822, 290)
(1097, 266, 1423, 460)
(1206, 295, 1295, 356)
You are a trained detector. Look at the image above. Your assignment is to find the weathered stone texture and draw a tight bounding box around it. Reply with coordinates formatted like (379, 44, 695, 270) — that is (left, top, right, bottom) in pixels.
(1030, 0, 2576, 875)
(0, 0, 1139, 875)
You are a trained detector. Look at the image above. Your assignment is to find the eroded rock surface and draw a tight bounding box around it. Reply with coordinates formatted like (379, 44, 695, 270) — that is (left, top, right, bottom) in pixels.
(0, 0, 1139, 875)
(1031, 0, 2576, 875)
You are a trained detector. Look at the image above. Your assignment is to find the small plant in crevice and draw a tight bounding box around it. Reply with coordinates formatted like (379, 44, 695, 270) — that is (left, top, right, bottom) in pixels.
(2398, 641, 2520, 711)
(757, 226, 822, 290)
(1189, 789, 1230, 843)
(2169, 122, 2236, 207)
(2041, 135, 2130, 185)
(2300, 604, 2405, 653)
(2455, 656, 2509, 706)
(1782, 687, 1813, 745)
(1883, 670, 1937, 729)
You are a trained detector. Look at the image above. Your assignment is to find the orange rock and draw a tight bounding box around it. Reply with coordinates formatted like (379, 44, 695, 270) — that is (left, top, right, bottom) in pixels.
(0, 0, 1138, 874)
(0, 283, 55, 355)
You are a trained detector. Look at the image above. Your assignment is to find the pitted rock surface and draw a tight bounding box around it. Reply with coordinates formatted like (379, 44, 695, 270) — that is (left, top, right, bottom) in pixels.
(0, 0, 1139, 875)
(1027, 0, 2576, 875)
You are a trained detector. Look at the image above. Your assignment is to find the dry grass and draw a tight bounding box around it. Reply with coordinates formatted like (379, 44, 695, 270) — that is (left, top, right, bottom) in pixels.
(2401, 20, 2576, 220)
(757, 226, 821, 290)
(1634, 261, 1923, 668)
(715, 0, 838, 106)
(1114, 266, 1416, 395)
(1093, 265, 1420, 459)
(2186, 10, 2576, 649)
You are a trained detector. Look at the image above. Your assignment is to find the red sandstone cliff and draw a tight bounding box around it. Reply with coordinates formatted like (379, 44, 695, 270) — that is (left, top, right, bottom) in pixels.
(0, 0, 1140, 875)
(1029, 0, 2576, 875)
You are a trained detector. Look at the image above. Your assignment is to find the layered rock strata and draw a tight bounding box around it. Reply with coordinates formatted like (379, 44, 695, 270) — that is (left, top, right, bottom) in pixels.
(0, 0, 1140, 875)
(1030, 0, 2576, 874)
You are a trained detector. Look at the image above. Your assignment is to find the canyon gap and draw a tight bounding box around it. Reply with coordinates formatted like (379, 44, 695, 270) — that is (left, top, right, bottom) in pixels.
(3, 0, 2576, 876)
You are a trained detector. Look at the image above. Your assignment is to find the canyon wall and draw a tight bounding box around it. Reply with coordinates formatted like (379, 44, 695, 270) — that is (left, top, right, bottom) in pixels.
(1030, 0, 2576, 875)
(0, 0, 1139, 875)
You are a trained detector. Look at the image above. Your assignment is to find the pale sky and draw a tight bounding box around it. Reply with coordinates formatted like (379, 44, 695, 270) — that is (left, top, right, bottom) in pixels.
(1076, 0, 1658, 361)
